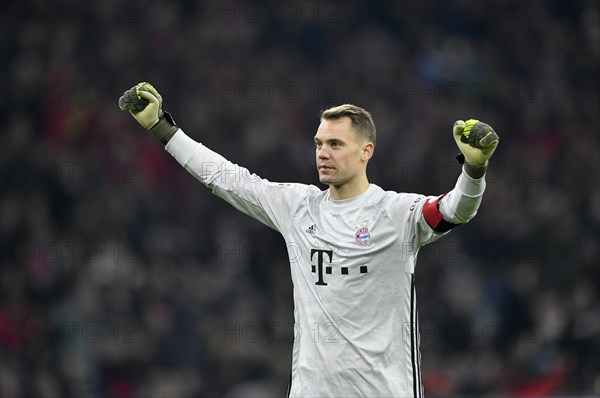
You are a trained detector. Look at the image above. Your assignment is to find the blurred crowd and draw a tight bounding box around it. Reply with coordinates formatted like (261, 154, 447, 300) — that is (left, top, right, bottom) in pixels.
(1, 1, 598, 397)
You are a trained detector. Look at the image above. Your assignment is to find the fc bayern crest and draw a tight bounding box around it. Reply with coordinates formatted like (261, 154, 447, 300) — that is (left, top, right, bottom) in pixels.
(355, 226, 371, 247)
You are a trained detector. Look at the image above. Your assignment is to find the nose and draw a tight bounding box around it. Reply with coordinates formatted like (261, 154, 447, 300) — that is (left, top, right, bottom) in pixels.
(317, 146, 330, 159)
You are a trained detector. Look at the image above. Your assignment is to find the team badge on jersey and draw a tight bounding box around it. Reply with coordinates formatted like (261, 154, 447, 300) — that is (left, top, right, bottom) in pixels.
(354, 222, 371, 247)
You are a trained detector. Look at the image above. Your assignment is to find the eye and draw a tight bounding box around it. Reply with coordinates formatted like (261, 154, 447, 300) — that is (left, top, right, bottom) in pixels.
(315, 142, 322, 149)
(331, 142, 340, 149)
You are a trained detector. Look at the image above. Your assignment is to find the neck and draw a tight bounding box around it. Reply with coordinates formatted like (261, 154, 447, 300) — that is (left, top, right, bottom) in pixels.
(329, 175, 370, 200)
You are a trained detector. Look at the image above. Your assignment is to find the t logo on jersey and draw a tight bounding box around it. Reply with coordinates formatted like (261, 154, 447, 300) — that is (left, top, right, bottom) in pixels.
(310, 248, 368, 286)
(311, 249, 333, 286)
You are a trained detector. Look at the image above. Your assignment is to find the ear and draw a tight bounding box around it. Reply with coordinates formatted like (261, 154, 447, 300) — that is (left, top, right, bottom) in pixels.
(361, 142, 374, 161)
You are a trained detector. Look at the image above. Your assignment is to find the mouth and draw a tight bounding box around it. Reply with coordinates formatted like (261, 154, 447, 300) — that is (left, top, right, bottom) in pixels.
(318, 165, 335, 171)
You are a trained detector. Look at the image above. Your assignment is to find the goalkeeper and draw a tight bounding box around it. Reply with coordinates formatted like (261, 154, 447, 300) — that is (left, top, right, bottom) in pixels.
(119, 82, 499, 398)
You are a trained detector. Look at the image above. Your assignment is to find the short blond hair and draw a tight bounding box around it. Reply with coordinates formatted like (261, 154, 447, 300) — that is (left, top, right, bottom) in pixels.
(321, 104, 376, 146)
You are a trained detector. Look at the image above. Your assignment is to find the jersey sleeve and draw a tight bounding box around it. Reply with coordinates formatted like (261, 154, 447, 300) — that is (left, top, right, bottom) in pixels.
(391, 166, 486, 249)
(165, 129, 307, 232)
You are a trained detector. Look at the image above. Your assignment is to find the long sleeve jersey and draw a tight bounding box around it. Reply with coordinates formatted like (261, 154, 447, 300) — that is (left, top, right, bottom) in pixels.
(165, 129, 486, 398)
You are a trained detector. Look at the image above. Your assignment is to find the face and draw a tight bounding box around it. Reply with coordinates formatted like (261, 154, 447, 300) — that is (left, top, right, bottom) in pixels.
(314, 117, 373, 187)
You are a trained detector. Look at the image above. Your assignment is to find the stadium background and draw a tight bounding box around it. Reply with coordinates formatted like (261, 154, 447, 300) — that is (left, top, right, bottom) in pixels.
(1, 1, 598, 397)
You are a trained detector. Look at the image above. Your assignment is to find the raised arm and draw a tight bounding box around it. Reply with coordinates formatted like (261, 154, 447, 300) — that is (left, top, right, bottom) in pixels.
(421, 119, 500, 233)
(118, 82, 306, 232)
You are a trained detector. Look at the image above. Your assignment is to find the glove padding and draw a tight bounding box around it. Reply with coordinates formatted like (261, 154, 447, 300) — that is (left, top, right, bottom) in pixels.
(118, 82, 178, 145)
(453, 119, 499, 168)
(118, 86, 148, 114)
(118, 82, 163, 129)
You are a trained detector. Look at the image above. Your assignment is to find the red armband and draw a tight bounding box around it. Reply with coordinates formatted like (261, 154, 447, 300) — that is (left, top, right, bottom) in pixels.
(422, 194, 459, 233)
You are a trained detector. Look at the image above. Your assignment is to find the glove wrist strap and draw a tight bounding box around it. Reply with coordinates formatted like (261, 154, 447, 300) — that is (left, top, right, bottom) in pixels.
(463, 161, 487, 179)
(148, 111, 178, 145)
(456, 154, 487, 179)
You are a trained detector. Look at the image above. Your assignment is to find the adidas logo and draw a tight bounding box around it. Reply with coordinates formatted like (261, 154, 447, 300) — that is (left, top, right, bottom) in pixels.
(306, 225, 316, 235)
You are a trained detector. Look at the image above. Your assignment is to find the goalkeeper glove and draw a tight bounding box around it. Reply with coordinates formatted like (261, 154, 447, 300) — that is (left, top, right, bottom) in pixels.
(453, 119, 499, 178)
(118, 82, 178, 145)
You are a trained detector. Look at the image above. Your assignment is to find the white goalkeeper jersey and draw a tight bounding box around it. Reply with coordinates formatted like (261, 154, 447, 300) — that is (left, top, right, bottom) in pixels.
(165, 130, 486, 398)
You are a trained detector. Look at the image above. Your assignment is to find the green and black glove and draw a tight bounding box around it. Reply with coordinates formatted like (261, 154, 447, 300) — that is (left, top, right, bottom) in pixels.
(118, 82, 178, 145)
(453, 119, 499, 178)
